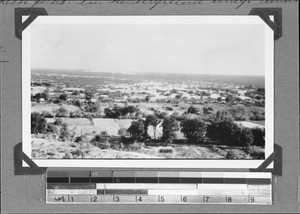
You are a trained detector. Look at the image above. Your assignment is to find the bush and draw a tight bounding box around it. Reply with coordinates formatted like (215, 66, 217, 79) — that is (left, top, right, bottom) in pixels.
(159, 148, 173, 154)
(161, 117, 179, 143)
(69, 110, 83, 118)
(127, 119, 145, 141)
(55, 107, 69, 117)
(41, 111, 54, 118)
(74, 136, 84, 143)
(54, 118, 63, 126)
(59, 123, 71, 141)
(225, 151, 239, 159)
(70, 149, 85, 158)
(118, 128, 128, 136)
(100, 131, 108, 136)
(246, 146, 265, 159)
(180, 118, 206, 144)
(95, 141, 110, 150)
(46, 124, 58, 134)
(187, 105, 199, 114)
(251, 128, 265, 147)
(31, 112, 48, 134)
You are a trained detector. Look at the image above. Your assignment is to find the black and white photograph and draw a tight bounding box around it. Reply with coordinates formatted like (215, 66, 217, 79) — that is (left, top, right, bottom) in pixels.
(22, 16, 274, 168)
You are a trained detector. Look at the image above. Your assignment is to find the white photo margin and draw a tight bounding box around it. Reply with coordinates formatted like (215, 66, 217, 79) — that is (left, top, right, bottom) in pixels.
(22, 16, 274, 169)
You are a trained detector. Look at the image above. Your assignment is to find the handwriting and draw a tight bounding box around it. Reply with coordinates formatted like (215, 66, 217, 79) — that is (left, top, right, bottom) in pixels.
(0, 0, 298, 10)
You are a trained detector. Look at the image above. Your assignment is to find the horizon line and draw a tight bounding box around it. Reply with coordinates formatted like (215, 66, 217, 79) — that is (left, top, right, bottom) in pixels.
(32, 68, 265, 77)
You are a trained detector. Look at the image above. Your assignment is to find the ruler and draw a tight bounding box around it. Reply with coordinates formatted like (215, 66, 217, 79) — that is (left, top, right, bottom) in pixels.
(46, 170, 272, 205)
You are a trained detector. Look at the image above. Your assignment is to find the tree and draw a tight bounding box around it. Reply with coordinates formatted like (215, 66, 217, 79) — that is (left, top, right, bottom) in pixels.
(31, 112, 48, 134)
(118, 128, 128, 136)
(34, 93, 43, 102)
(175, 93, 183, 99)
(145, 115, 160, 139)
(203, 107, 213, 115)
(180, 118, 207, 144)
(54, 118, 63, 126)
(55, 107, 69, 117)
(206, 116, 239, 144)
(85, 103, 100, 113)
(161, 117, 179, 143)
(60, 123, 71, 141)
(127, 119, 145, 141)
(85, 91, 93, 101)
(145, 95, 150, 102)
(42, 91, 50, 102)
(187, 105, 199, 114)
(237, 127, 254, 148)
(225, 95, 233, 103)
(251, 127, 265, 147)
(59, 93, 68, 101)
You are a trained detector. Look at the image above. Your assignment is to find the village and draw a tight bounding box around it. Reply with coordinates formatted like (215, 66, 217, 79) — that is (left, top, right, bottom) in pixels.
(30, 70, 265, 160)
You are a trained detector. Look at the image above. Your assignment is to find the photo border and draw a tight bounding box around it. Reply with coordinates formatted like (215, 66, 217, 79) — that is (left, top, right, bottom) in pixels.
(22, 15, 274, 169)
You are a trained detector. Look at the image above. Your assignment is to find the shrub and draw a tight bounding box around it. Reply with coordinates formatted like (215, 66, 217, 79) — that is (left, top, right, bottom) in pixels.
(41, 111, 54, 118)
(59, 123, 71, 141)
(100, 131, 108, 136)
(180, 118, 206, 144)
(225, 151, 238, 159)
(55, 107, 69, 118)
(127, 119, 145, 141)
(161, 117, 179, 143)
(159, 148, 173, 154)
(74, 136, 84, 143)
(54, 118, 63, 126)
(118, 128, 128, 136)
(251, 128, 265, 147)
(31, 112, 48, 134)
(96, 141, 110, 150)
(187, 105, 199, 114)
(71, 149, 85, 158)
(69, 110, 82, 118)
(46, 124, 58, 134)
(246, 146, 265, 159)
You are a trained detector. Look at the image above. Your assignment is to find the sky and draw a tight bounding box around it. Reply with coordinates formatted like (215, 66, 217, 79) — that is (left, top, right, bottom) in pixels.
(31, 23, 266, 76)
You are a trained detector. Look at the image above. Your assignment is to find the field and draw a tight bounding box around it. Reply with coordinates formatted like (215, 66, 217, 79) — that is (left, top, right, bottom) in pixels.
(32, 103, 80, 113)
(31, 136, 261, 159)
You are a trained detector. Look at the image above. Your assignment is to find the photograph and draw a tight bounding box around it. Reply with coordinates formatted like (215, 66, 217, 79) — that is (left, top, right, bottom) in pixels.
(22, 16, 274, 168)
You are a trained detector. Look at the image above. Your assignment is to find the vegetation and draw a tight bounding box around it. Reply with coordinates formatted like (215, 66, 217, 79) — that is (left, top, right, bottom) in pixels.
(127, 119, 145, 141)
(180, 118, 206, 144)
(161, 117, 179, 143)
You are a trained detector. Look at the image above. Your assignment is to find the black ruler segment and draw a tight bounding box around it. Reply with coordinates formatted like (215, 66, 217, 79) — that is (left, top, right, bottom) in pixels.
(46, 171, 271, 184)
(159, 177, 180, 183)
(224, 178, 247, 184)
(180, 177, 203, 183)
(113, 177, 135, 183)
(136, 177, 159, 183)
(70, 177, 90, 183)
(47, 177, 69, 183)
(246, 178, 271, 185)
(202, 178, 224, 183)
(91, 177, 113, 183)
